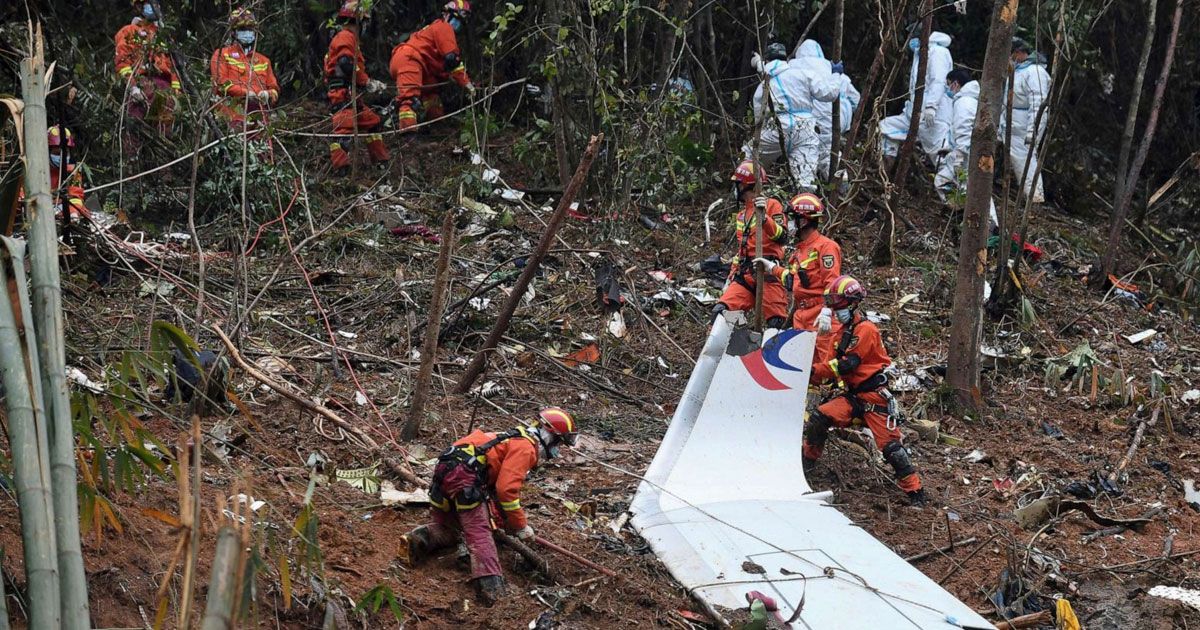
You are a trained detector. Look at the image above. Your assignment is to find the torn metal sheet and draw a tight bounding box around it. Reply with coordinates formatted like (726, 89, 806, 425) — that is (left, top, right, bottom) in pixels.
(630, 314, 994, 629)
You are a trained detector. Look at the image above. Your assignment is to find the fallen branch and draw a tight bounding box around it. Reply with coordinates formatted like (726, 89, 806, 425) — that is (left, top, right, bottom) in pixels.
(903, 537, 978, 563)
(213, 324, 379, 451)
(533, 535, 618, 578)
(994, 610, 1052, 630)
(1107, 403, 1160, 488)
(493, 530, 556, 582)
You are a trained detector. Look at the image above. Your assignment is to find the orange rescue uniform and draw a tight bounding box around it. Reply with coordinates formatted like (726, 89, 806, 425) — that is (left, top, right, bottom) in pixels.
(209, 43, 280, 127)
(769, 230, 842, 329)
(323, 28, 388, 169)
(717, 197, 789, 323)
(806, 314, 922, 493)
(452, 429, 538, 530)
(115, 18, 181, 142)
(388, 19, 472, 129)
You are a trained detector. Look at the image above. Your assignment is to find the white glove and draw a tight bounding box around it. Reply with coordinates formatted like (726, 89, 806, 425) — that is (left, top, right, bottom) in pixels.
(1024, 129, 1036, 146)
(753, 196, 768, 210)
(750, 53, 764, 72)
(753, 257, 777, 273)
(921, 107, 937, 126)
(465, 82, 477, 96)
(514, 525, 535, 541)
(366, 79, 386, 94)
(816, 307, 833, 333)
(130, 85, 147, 104)
(256, 90, 272, 103)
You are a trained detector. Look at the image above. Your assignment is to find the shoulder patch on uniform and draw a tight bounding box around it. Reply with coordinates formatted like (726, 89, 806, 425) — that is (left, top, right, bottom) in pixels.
(822, 254, 835, 269)
(847, 335, 860, 349)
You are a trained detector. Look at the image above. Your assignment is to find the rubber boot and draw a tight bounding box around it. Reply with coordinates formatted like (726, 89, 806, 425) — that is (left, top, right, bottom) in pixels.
(906, 488, 927, 507)
(474, 575, 507, 606)
(455, 543, 471, 570)
(398, 526, 433, 565)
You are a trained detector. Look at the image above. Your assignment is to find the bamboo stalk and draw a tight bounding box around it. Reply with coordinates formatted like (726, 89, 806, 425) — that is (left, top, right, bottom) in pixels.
(20, 30, 90, 627)
(200, 527, 243, 630)
(0, 237, 60, 627)
(0, 549, 9, 630)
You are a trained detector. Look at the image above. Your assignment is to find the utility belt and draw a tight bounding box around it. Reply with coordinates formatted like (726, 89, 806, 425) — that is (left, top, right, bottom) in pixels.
(428, 429, 525, 513)
(732, 258, 781, 292)
(833, 370, 903, 430)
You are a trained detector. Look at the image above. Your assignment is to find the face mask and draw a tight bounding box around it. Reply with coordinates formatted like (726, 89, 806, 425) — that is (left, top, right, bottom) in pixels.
(142, 3, 158, 21)
(50, 154, 63, 168)
(908, 38, 920, 52)
(448, 16, 462, 32)
(235, 30, 256, 46)
(835, 308, 853, 324)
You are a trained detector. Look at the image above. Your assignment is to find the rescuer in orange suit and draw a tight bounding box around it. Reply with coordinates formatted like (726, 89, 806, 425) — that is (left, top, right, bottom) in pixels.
(115, 0, 182, 150)
(400, 408, 579, 604)
(388, 0, 475, 130)
(711, 160, 790, 329)
(757, 192, 842, 331)
(209, 8, 280, 132)
(324, 0, 390, 173)
(11, 126, 87, 236)
(802, 276, 926, 506)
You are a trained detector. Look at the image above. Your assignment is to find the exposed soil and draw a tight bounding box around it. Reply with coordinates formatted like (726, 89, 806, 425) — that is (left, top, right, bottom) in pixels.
(2, 128, 1199, 630)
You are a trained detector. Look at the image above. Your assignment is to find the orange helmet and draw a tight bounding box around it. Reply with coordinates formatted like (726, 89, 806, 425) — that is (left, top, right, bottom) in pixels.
(229, 7, 258, 30)
(48, 125, 75, 149)
(337, 0, 370, 20)
(823, 275, 867, 309)
(443, 0, 472, 17)
(730, 159, 767, 188)
(535, 407, 578, 447)
(788, 192, 824, 222)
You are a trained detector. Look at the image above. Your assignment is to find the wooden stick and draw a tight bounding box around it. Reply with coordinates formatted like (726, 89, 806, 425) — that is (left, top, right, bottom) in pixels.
(904, 537, 978, 563)
(1107, 404, 1160, 488)
(455, 134, 603, 393)
(403, 208, 456, 440)
(532, 536, 618, 578)
(939, 531, 999, 584)
(994, 610, 1052, 630)
(212, 324, 380, 451)
(493, 530, 556, 582)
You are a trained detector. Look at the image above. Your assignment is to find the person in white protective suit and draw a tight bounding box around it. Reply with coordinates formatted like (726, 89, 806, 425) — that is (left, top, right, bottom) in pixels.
(879, 31, 954, 165)
(1003, 37, 1051, 203)
(790, 39, 861, 179)
(743, 42, 842, 191)
(935, 68, 998, 227)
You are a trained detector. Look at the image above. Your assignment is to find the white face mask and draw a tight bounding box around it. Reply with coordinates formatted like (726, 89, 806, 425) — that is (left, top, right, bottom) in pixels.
(142, 3, 158, 21)
(235, 30, 256, 46)
(835, 308, 853, 324)
(50, 154, 63, 168)
(448, 16, 463, 32)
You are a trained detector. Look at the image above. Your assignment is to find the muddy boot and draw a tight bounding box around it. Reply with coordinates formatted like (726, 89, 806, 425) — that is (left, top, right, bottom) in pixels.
(474, 575, 507, 606)
(398, 526, 433, 565)
(906, 488, 928, 508)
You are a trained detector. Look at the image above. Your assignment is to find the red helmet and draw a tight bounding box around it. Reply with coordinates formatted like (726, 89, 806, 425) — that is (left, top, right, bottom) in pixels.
(443, 0, 472, 17)
(823, 275, 867, 309)
(48, 125, 75, 149)
(789, 192, 824, 222)
(536, 407, 578, 447)
(731, 159, 767, 188)
(337, 0, 369, 20)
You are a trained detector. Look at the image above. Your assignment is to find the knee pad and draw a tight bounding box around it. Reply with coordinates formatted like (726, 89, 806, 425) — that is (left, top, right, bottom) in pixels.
(882, 441, 916, 479)
(710, 302, 728, 324)
(765, 315, 786, 329)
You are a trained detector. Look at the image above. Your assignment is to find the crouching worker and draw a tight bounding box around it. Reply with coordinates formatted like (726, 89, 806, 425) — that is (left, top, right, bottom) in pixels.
(803, 276, 927, 506)
(400, 407, 579, 603)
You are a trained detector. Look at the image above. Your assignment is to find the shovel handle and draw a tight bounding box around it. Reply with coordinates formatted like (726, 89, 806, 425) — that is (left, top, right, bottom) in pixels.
(532, 536, 617, 577)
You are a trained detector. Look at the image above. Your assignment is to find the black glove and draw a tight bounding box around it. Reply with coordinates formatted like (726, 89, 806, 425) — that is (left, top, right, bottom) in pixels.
(838, 353, 861, 374)
(797, 269, 811, 289)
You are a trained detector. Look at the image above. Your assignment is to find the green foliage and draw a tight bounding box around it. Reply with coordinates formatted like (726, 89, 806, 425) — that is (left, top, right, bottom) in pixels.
(354, 584, 405, 623)
(292, 502, 323, 573)
(485, 3, 525, 57)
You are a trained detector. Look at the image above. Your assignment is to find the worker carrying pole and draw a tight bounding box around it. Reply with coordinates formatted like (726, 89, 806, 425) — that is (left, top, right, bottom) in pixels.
(400, 407, 579, 604)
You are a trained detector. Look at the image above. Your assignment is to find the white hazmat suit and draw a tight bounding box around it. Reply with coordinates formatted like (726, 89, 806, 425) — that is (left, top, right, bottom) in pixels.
(743, 56, 841, 191)
(879, 32, 954, 162)
(1003, 55, 1051, 202)
(790, 40, 861, 178)
(935, 79, 998, 226)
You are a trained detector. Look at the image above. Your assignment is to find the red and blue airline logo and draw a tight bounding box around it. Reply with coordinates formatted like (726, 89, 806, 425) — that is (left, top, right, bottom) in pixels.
(739, 329, 808, 391)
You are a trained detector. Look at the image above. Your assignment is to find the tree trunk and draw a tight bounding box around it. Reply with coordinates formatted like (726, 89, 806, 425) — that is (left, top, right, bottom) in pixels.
(403, 210, 456, 441)
(987, 65, 1016, 313)
(893, 0, 933, 187)
(946, 0, 1020, 409)
(828, 0, 845, 188)
(1097, 0, 1180, 284)
(1112, 0, 1158, 214)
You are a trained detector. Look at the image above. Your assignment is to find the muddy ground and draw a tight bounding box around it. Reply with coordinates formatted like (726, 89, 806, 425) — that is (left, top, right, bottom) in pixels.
(2, 127, 1199, 629)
